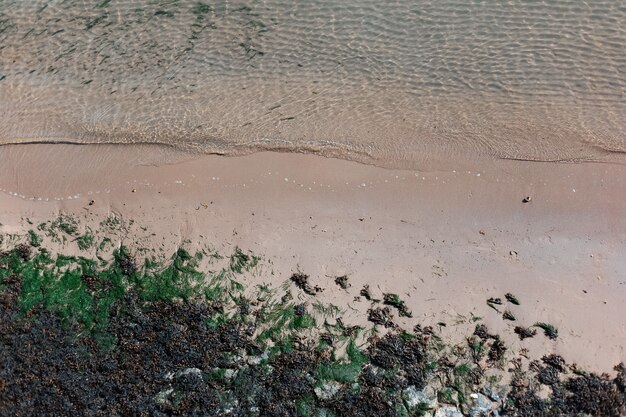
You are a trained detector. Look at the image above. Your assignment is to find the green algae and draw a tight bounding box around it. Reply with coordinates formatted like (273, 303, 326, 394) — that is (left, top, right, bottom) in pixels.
(75, 230, 94, 250)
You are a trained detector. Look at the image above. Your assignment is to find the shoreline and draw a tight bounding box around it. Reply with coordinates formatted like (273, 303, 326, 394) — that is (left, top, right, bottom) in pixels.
(1, 143, 625, 372)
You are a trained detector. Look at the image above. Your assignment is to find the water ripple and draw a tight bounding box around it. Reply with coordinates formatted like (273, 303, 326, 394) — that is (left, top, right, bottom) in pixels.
(0, 0, 624, 168)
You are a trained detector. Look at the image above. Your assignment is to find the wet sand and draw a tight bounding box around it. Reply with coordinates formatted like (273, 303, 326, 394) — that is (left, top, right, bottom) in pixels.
(0, 143, 624, 372)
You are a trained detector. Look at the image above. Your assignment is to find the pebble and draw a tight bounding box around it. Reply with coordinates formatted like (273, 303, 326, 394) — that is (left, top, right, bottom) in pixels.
(468, 392, 494, 417)
(314, 381, 341, 400)
(403, 385, 437, 411)
(434, 406, 463, 417)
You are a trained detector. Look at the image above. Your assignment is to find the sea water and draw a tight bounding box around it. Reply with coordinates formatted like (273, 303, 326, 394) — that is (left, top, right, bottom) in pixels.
(0, 0, 624, 168)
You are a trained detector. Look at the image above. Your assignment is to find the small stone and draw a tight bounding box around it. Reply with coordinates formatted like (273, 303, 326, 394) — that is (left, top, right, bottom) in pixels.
(221, 396, 239, 415)
(434, 406, 463, 417)
(154, 388, 174, 405)
(247, 356, 263, 366)
(314, 408, 332, 417)
(175, 367, 202, 379)
(522, 196, 532, 203)
(314, 381, 341, 400)
(403, 385, 437, 411)
(482, 384, 506, 402)
(468, 393, 493, 417)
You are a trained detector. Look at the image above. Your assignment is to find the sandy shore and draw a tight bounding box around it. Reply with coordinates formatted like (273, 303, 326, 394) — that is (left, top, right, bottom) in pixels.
(0, 143, 625, 372)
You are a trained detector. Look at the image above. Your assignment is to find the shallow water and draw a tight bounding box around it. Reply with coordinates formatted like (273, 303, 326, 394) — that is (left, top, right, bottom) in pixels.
(0, 1, 624, 168)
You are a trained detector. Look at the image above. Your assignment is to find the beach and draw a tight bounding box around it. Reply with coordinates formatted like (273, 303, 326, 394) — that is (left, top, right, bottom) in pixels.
(1, 143, 624, 373)
(1, 1, 625, 413)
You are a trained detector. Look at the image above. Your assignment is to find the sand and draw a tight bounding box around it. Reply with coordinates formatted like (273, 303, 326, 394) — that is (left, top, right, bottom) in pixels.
(0, 143, 625, 372)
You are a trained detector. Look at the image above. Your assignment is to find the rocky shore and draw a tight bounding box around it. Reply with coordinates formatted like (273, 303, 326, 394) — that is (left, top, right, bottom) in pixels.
(1, 217, 624, 416)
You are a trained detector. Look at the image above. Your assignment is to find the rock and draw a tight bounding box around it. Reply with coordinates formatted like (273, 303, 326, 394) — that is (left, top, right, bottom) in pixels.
(402, 385, 437, 411)
(482, 384, 506, 402)
(395, 403, 410, 417)
(154, 388, 174, 406)
(434, 406, 463, 417)
(314, 381, 341, 400)
(314, 408, 332, 417)
(247, 350, 269, 366)
(247, 356, 263, 366)
(468, 393, 494, 417)
(230, 355, 245, 365)
(175, 367, 202, 379)
(220, 395, 239, 415)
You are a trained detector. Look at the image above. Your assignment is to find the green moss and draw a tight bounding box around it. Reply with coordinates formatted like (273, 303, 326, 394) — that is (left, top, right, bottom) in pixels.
(311, 301, 341, 318)
(229, 247, 258, 274)
(503, 310, 516, 321)
(131, 248, 203, 301)
(256, 302, 296, 343)
(438, 387, 456, 404)
(207, 368, 228, 381)
(100, 215, 121, 230)
(51, 214, 79, 236)
(295, 395, 315, 417)
(383, 292, 412, 317)
(535, 322, 558, 340)
(454, 363, 471, 376)
(28, 230, 42, 247)
(316, 340, 366, 384)
(290, 313, 316, 330)
(316, 361, 362, 384)
(76, 232, 94, 250)
(505, 293, 521, 305)
(8, 250, 123, 337)
(0, 241, 207, 343)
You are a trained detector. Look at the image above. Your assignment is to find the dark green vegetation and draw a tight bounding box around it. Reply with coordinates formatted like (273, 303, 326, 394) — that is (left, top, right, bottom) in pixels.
(535, 322, 559, 340)
(0, 230, 625, 416)
(505, 293, 520, 306)
(383, 293, 412, 318)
